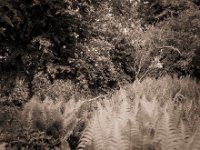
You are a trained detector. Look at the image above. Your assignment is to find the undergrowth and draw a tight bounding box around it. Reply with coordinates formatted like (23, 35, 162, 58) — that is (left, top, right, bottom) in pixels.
(78, 76, 200, 150)
(1, 76, 199, 150)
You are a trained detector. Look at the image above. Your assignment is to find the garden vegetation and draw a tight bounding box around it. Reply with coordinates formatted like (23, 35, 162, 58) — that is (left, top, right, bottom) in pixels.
(0, 0, 200, 149)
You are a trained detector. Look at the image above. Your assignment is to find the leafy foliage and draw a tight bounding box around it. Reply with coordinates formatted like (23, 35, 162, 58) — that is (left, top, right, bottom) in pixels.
(0, 93, 92, 149)
(1, 0, 200, 95)
(78, 76, 200, 150)
(1, 0, 200, 149)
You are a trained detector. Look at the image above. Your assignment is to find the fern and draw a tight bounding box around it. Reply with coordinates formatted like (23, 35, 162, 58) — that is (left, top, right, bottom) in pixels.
(178, 119, 193, 150)
(185, 121, 200, 150)
(106, 120, 128, 150)
(77, 77, 200, 150)
(78, 103, 111, 150)
(154, 105, 182, 150)
(92, 115, 109, 150)
(78, 123, 94, 150)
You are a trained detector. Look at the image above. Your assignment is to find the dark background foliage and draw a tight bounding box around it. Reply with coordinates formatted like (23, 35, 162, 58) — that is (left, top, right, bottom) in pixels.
(1, 0, 200, 96)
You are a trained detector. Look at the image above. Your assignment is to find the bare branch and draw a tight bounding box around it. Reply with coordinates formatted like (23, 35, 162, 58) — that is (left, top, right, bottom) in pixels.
(157, 46, 181, 54)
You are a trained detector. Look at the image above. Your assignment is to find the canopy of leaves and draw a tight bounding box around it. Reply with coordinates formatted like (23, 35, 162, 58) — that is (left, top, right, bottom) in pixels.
(1, 0, 200, 97)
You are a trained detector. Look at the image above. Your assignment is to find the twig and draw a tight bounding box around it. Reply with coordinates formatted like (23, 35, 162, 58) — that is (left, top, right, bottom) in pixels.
(138, 68, 156, 82)
(136, 56, 142, 80)
(157, 46, 181, 54)
(80, 95, 103, 105)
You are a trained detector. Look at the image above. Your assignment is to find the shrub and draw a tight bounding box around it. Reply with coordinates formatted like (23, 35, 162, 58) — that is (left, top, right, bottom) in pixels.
(32, 71, 75, 101)
(0, 75, 30, 107)
(136, 0, 200, 78)
(8, 77, 30, 105)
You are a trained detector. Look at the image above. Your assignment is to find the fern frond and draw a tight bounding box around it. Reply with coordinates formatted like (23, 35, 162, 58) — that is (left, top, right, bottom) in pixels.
(140, 96, 160, 129)
(117, 100, 132, 125)
(178, 119, 193, 150)
(106, 120, 128, 150)
(154, 107, 182, 150)
(129, 119, 143, 149)
(78, 104, 112, 150)
(185, 121, 200, 150)
(77, 123, 93, 150)
(92, 116, 109, 150)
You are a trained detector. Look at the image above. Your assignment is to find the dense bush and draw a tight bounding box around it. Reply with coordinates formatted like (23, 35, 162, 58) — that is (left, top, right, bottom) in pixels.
(136, 0, 200, 78)
(1, 0, 200, 95)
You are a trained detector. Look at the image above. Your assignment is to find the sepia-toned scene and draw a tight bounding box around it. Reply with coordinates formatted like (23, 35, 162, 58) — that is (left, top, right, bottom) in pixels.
(0, 0, 200, 150)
